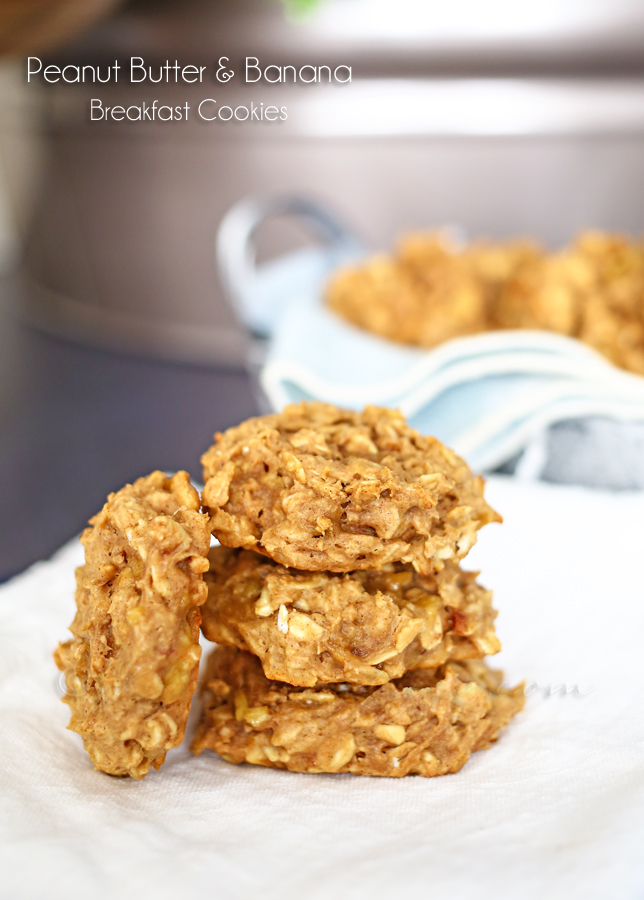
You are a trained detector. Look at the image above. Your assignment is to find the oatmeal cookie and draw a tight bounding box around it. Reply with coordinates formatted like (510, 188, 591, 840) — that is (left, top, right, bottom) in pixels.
(54, 471, 210, 778)
(326, 235, 487, 348)
(326, 232, 540, 350)
(191, 647, 523, 777)
(201, 403, 499, 573)
(202, 547, 500, 687)
(492, 250, 591, 336)
(575, 232, 644, 375)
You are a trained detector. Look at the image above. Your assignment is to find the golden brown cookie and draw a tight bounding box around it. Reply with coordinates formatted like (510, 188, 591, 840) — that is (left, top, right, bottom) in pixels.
(202, 547, 500, 687)
(54, 471, 210, 778)
(492, 251, 590, 336)
(201, 403, 499, 574)
(326, 232, 540, 350)
(191, 647, 523, 777)
(326, 234, 487, 349)
(575, 231, 644, 375)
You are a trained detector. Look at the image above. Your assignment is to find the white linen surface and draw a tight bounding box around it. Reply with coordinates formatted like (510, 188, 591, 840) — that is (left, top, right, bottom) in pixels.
(1, 476, 644, 900)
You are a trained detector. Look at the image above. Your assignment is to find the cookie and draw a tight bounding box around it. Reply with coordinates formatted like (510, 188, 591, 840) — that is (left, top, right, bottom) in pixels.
(191, 647, 523, 777)
(54, 471, 210, 778)
(201, 403, 499, 573)
(575, 232, 644, 375)
(493, 251, 589, 336)
(326, 235, 487, 348)
(326, 232, 540, 350)
(201, 547, 500, 687)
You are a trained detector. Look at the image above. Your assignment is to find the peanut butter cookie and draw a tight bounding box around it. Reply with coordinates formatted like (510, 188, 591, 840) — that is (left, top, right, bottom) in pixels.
(326, 235, 487, 348)
(54, 471, 210, 778)
(202, 547, 500, 687)
(201, 403, 499, 573)
(191, 647, 523, 777)
(326, 231, 540, 349)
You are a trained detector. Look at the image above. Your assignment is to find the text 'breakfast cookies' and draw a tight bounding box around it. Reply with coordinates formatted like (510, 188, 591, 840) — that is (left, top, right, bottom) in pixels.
(55, 403, 522, 779)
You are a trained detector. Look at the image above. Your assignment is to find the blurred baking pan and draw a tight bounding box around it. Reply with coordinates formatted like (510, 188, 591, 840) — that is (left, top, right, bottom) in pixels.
(12, 0, 644, 368)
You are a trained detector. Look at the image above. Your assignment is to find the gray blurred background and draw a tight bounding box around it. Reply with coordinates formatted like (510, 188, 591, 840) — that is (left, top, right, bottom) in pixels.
(2, 0, 644, 580)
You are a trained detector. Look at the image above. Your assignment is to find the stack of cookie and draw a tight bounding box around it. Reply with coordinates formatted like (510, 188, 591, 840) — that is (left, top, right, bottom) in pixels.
(193, 403, 523, 777)
(54, 403, 522, 779)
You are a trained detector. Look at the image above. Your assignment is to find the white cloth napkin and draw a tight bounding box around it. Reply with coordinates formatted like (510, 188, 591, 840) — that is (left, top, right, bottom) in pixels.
(2, 476, 644, 900)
